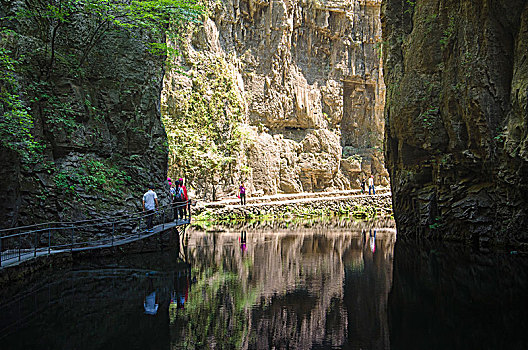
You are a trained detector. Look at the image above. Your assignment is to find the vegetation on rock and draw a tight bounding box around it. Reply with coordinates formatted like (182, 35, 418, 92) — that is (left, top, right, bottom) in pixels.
(163, 49, 250, 200)
(0, 0, 202, 225)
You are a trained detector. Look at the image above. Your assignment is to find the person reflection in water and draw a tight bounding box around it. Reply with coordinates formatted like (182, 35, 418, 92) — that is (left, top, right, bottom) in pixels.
(369, 229, 376, 253)
(171, 267, 191, 310)
(144, 276, 159, 315)
(240, 230, 247, 254)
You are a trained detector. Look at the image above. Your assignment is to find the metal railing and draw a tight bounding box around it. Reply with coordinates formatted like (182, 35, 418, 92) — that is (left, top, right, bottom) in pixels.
(0, 200, 192, 267)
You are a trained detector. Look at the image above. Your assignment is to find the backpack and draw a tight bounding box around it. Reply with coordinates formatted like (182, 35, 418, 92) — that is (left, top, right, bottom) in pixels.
(173, 187, 184, 201)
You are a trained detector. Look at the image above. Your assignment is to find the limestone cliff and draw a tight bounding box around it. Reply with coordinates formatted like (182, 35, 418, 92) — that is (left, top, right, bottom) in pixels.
(382, 0, 528, 245)
(0, 1, 169, 227)
(162, 0, 388, 198)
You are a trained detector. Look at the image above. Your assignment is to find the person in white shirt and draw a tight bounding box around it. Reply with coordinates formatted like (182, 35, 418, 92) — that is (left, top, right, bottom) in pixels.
(144, 276, 159, 315)
(368, 175, 375, 195)
(142, 185, 158, 232)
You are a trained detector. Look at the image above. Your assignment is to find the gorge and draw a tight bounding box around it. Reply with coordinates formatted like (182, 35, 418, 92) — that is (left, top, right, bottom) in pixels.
(1, 0, 528, 247)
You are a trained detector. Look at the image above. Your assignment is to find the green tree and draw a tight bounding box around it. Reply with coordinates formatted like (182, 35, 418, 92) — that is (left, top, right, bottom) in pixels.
(0, 33, 41, 162)
(0, 0, 202, 165)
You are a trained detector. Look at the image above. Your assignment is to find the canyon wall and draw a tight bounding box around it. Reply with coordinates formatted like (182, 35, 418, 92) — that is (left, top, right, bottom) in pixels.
(0, 2, 169, 227)
(162, 0, 388, 198)
(383, 0, 528, 245)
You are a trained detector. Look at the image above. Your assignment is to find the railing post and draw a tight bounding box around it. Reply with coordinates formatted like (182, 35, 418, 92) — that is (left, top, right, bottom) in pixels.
(162, 209, 165, 230)
(34, 230, 37, 257)
(18, 231, 21, 261)
(112, 221, 115, 247)
(138, 216, 141, 238)
(0, 236, 2, 267)
(48, 227, 51, 255)
(71, 226, 74, 252)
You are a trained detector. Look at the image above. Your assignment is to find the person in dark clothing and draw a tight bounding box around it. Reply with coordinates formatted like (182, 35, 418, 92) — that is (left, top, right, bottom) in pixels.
(361, 178, 366, 194)
(171, 182, 184, 221)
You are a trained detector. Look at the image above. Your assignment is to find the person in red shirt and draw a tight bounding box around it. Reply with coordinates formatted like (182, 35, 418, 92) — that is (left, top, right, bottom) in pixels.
(179, 178, 189, 220)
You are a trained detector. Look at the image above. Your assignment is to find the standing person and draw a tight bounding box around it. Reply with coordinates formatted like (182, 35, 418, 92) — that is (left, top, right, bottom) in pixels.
(170, 182, 177, 219)
(143, 184, 158, 232)
(179, 178, 188, 220)
(167, 177, 172, 193)
(368, 175, 375, 195)
(361, 178, 366, 194)
(173, 181, 184, 222)
(239, 183, 246, 205)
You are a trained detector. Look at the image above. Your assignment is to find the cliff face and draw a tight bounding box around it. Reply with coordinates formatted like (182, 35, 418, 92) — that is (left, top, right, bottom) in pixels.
(0, 1, 168, 226)
(162, 0, 387, 198)
(382, 0, 528, 245)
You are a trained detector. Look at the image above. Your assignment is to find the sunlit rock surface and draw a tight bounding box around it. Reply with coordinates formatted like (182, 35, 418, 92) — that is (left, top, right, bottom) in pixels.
(162, 0, 387, 197)
(383, 0, 528, 244)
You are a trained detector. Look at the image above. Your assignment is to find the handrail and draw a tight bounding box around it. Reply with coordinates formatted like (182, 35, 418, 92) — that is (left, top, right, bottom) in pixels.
(0, 199, 192, 267)
(0, 201, 189, 235)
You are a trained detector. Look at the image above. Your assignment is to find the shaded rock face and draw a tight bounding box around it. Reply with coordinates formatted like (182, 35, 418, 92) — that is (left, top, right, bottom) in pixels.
(162, 0, 388, 197)
(0, 3, 168, 226)
(382, 0, 528, 245)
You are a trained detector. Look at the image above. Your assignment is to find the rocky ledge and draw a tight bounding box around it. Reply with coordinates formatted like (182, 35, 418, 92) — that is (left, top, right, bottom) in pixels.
(194, 190, 393, 221)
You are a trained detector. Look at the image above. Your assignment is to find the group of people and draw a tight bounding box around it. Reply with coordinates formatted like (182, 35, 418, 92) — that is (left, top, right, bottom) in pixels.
(141, 177, 190, 232)
(361, 175, 376, 195)
(142, 174, 376, 232)
(168, 177, 189, 221)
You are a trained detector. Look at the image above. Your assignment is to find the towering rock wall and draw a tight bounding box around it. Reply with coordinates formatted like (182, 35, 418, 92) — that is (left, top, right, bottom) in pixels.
(162, 0, 387, 198)
(382, 0, 528, 245)
(0, 2, 169, 227)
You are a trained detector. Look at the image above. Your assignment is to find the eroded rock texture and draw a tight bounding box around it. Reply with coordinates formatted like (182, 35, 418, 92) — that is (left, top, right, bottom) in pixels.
(383, 0, 528, 245)
(0, 2, 168, 226)
(162, 0, 388, 198)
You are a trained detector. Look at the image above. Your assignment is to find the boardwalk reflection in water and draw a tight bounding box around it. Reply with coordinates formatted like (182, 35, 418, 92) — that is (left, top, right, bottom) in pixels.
(2, 222, 526, 349)
(0, 224, 395, 350)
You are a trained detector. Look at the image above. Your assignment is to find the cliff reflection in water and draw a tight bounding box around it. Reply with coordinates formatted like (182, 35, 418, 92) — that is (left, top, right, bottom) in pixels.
(2, 222, 527, 349)
(170, 227, 396, 349)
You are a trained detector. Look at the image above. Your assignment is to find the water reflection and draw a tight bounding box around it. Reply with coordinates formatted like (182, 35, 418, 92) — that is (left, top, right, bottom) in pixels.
(389, 239, 528, 350)
(144, 275, 159, 315)
(1, 222, 527, 349)
(170, 226, 396, 349)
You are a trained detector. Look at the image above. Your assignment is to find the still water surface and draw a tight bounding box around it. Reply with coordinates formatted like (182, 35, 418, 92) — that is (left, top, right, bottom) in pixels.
(1, 220, 527, 349)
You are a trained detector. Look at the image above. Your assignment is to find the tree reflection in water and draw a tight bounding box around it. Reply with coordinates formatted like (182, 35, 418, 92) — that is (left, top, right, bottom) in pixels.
(1, 222, 526, 349)
(169, 226, 396, 349)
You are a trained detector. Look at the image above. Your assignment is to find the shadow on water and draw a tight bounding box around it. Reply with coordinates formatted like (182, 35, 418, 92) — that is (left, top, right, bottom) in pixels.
(0, 218, 527, 349)
(0, 249, 192, 350)
(389, 239, 528, 350)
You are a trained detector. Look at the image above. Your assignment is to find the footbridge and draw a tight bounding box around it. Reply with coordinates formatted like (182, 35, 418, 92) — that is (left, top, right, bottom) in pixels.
(0, 201, 191, 269)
